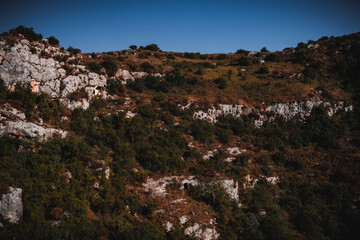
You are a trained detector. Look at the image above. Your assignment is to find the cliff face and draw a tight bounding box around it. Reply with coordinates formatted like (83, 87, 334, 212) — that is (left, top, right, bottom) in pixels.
(0, 37, 107, 109)
(0, 187, 23, 224)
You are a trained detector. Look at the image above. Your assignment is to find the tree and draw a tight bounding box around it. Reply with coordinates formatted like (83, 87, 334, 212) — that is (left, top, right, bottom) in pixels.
(67, 46, 81, 55)
(236, 49, 250, 55)
(129, 45, 137, 50)
(261, 47, 269, 52)
(144, 44, 160, 51)
(47, 36, 59, 45)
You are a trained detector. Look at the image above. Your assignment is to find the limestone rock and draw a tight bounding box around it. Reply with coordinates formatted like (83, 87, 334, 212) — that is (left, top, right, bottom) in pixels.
(0, 104, 26, 121)
(0, 187, 23, 223)
(0, 120, 67, 141)
(192, 98, 353, 125)
(0, 36, 107, 109)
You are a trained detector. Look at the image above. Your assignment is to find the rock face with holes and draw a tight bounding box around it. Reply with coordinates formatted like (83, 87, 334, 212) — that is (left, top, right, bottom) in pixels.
(0, 37, 107, 109)
(191, 98, 353, 126)
(0, 187, 23, 223)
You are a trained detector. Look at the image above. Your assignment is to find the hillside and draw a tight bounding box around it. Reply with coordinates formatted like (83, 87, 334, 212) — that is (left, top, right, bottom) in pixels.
(0, 26, 360, 240)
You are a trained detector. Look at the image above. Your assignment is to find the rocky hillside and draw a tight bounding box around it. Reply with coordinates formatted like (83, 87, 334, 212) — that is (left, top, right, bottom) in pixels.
(0, 26, 359, 240)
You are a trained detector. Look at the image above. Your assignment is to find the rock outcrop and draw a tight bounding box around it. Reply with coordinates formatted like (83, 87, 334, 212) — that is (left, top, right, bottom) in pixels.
(0, 104, 67, 141)
(0, 37, 107, 109)
(190, 98, 353, 126)
(0, 187, 23, 223)
(114, 68, 164, 84)
(0, 120, 67, 141)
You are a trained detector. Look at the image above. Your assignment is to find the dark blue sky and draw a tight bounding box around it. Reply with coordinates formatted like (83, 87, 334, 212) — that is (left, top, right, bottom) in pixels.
(1, 0, 359, 53)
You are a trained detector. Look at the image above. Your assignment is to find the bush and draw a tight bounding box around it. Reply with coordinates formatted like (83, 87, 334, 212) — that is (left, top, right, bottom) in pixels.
(217, 54, 227, 60)
(261, 47, 269, 52)
(129, 45, 137, 50)
(257, 67, 269, 74)
(47, 36, 59, 45)
(190, 120, 215, 143)
(87, 62, 102, 74)
(107, 79, 124, 95)
(166, 54, 176, 60)
(101, 57, 118, 77)
(143, 44, 160, 51)
(214, 77, 227, 89)
(141, 62, 155, 72)
(9, 25, 43, 41)
(67, 46, 81, 55)
(265, 53, 281, 62)
(236, 49, 250, 55)
(238, 56, 252, 66)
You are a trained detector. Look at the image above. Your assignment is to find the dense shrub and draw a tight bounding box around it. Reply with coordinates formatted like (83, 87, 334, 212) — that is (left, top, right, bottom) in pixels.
(236, 49, 250, 55)
(141, 61, 155, 72)
(265, 53, 281, 62)
(213, 77, 227, 89)
(261, 47, 269, 52)
(190, 120, 215, 143)
(107, 79, 124, 95)
(238, 55, 252, 66)
(9, 25, 43, 41)
(257, 67, 269, 74)
(47, 36, 59, 45)
(143, 44, 160, 51)
(101, 57, 118, 77)
(87, 62, 102, 74)
(67, 46, 81, 55)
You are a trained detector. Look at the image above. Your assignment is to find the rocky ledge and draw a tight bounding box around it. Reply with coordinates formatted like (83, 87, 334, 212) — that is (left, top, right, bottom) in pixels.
(0, 104, 67, 141)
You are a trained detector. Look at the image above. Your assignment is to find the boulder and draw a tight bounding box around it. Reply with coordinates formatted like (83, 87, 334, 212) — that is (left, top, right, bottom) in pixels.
(0, 187, 23, 223)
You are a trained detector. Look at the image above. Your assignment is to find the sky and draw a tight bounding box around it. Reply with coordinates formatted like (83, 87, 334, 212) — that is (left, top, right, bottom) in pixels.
(0, 0, 359, 53)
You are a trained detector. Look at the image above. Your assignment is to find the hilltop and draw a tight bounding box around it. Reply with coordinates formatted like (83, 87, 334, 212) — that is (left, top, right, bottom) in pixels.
(0, 26, 360, 240)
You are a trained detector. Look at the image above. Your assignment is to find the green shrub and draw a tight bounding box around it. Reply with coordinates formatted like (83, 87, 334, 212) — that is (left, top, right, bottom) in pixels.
(143, 44, 160, 51)
(67, 46, 81, 55)
(87, 62, 102, 74)
(101, 57, 118, 77)
(257, 67, 269, 74)
(265, 53, 281, 62)
(107, 79, 124, 95)
(261, 47, 269, 52)
(238, 56, 252, 66)
(9, 25, 43, 41)
(47, 36, 59, 45)
(214, 77, 227, 89)
(190, 120, 215, 143)
(141, 62, 155, 72)
(166, 54, 176, 60)
(236, 49, 250, 55)
(217, 54, 227, 60)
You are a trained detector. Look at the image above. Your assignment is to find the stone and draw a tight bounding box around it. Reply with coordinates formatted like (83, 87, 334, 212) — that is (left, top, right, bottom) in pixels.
(0, 36, 107, 110)
(0, 104, 26, 120)
(0, 120, 67, 141)
(191, 98, 353, 126)
(0, 187, 23, 223)
(221, 179, 239, 202)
